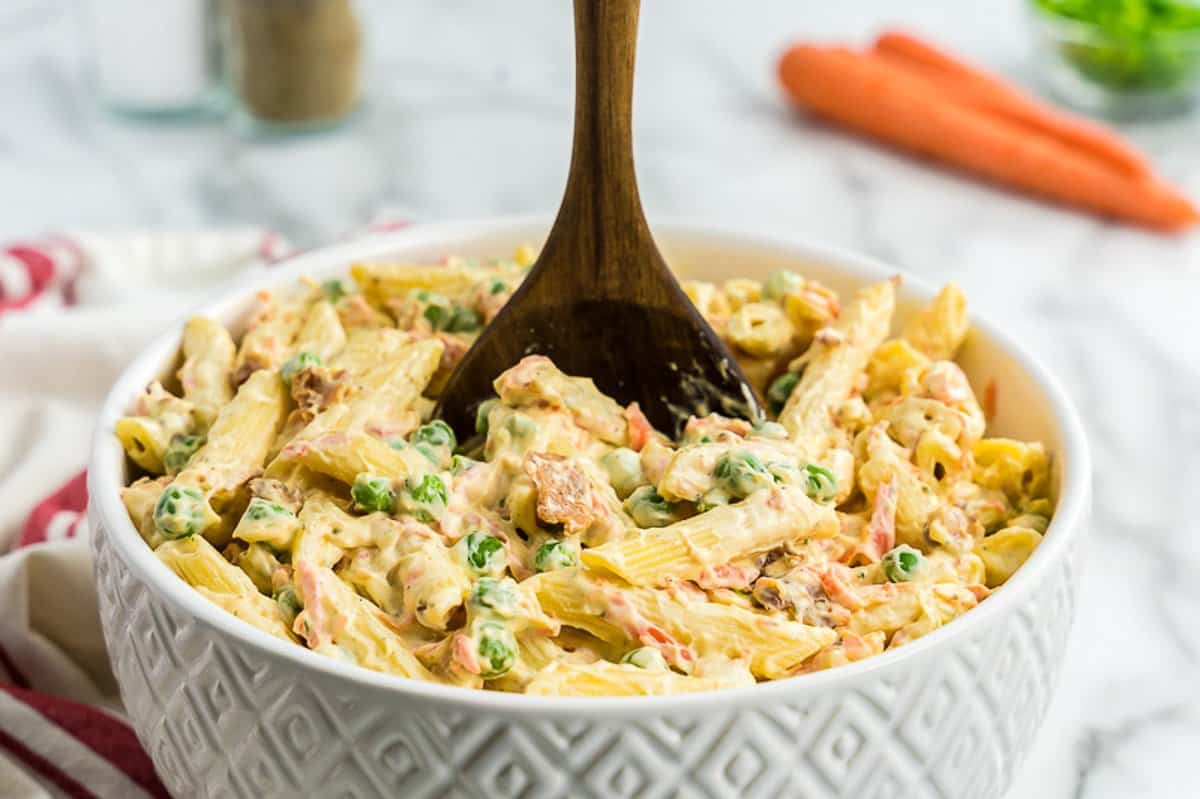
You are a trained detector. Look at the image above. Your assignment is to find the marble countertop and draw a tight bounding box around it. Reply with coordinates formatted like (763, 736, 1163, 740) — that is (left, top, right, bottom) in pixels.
(4, 1, 1199, 797)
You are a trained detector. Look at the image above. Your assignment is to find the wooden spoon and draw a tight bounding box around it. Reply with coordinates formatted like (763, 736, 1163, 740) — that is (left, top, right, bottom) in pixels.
(436, 0, 759, 437)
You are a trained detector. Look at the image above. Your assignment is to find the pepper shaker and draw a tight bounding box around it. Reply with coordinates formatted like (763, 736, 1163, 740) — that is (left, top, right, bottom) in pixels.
(223, 0, 364, 135)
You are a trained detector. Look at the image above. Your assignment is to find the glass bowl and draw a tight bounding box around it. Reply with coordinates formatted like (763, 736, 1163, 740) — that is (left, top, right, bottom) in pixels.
(1029, 0, 1200, 119)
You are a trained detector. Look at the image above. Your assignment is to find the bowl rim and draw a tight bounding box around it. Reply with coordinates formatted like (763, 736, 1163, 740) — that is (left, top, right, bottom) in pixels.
(89, 215, 1090, 717)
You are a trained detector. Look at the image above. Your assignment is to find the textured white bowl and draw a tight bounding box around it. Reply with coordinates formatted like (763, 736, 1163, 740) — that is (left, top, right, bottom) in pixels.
(89, 218, 1090, 799)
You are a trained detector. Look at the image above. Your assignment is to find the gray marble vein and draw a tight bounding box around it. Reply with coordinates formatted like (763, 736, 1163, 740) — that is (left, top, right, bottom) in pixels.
(2, 2, 1198, 797)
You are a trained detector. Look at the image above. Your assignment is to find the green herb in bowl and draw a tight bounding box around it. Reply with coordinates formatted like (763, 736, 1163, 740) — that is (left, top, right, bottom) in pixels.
(1032, 0, 1200, 116)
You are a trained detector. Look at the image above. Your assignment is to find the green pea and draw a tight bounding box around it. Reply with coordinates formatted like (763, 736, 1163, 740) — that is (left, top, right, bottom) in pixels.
(402, 473, 448, 522)
(801, 464, 838, 503)
(321, 278, 349, 302)
(625, 485, 678, 528)
(505, 413, 537, 438)
(767, 372, 800, 416)
(882, 544, 924, 583)
(714, 449, 773, 498)
(763, 268, 804, 300)
(470, 577, 518, 616)
(418, 291, 454, 330)
(475, 398, 499, 436)
(351, 474, 395, 514)
(422, 305, 445, 328)
(274, 586, 302, 625)
(621, 647, 668, 670)
(600, 447, 645, 499)
(281, 351, 321, 385)
(163, 433, 204, 476)
(244, 497, 293, 522)
(489, 279, 508, 295)
(534, 540, 577, 572)
(476, 622, 518, 678)
(463, 532, 507, 575)
(154, 485, 211, 539)
(413, 420, 456, 451)
(444, 305, 482, 334)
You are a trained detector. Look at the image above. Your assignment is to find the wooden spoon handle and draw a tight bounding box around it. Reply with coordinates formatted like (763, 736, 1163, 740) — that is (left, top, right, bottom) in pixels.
(545, 0, 654, 285)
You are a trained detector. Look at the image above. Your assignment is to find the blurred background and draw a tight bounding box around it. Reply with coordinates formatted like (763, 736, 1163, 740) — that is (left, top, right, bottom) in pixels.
(4, 0, 1195, 248)
(3, 2, 1200, 798)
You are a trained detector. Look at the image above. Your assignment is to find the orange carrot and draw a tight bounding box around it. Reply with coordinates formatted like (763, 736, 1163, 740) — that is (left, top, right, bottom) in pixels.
(873, 31, 1151, 179)
(777, 45, 1198, 231)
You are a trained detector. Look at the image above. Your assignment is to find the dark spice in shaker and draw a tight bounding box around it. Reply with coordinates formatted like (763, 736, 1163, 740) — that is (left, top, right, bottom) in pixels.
(226, 0, 362, 125)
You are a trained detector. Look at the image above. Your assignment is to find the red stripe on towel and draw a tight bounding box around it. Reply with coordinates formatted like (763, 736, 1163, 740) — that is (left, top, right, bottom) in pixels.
(0, 684, 168, 799)
(0, 245, 59, 312)
(0, 727, 97, 799)
(19, 470, 89, 548)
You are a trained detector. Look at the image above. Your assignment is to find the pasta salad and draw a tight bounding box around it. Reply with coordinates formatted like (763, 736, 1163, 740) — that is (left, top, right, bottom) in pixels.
(117, 249, 1051, 696)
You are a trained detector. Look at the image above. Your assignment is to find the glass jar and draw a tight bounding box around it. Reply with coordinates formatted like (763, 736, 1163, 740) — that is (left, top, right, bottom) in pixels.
(86, 0, 223, 118)
(1029, 0, 1200, 119)
(223, 0, 364, 135)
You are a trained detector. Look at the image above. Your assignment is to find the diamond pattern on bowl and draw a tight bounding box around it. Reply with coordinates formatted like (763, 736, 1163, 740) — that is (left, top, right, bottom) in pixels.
(91, 508, 1082, 799)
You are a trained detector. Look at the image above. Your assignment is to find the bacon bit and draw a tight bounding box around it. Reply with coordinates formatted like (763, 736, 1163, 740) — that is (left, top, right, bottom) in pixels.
(452, 633, 482, 675)
(250, 478, 304, 513)
(291, 365, 352, 416)
(861, 478, 898, 562)
(982, 379, 998, 421)
(820, 566, 866, 610)
(624, 403, 653, 452)
(524, 452, 594, 535)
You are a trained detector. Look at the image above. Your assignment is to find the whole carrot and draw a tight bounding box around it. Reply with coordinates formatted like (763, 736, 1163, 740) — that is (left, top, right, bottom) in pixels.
(778, 45, 1198, 231)
(874, 31, 1151, 179)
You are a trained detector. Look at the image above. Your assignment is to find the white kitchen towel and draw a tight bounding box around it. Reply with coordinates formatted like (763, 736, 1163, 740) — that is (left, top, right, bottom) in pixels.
(0, 229, 290, 798)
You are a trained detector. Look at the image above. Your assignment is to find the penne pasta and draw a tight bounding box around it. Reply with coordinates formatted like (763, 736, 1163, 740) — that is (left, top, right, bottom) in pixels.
(526, 661, 726, 697)
(779, 279, 896, 458)
(530, 569, 836, 679)
(157, 536, 296, 641)
(902, 283, 969, 361)
(582, 485, 837, 586)
(178, 316, 236, 429)
(121, 256, 1052, 695)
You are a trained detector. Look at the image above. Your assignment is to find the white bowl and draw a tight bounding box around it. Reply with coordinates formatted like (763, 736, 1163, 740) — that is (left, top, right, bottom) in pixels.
(89, 218, 1090, 799)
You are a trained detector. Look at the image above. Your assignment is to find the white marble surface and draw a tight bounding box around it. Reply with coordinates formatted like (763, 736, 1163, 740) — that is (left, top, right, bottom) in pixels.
(4, 1, 1200, 797)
